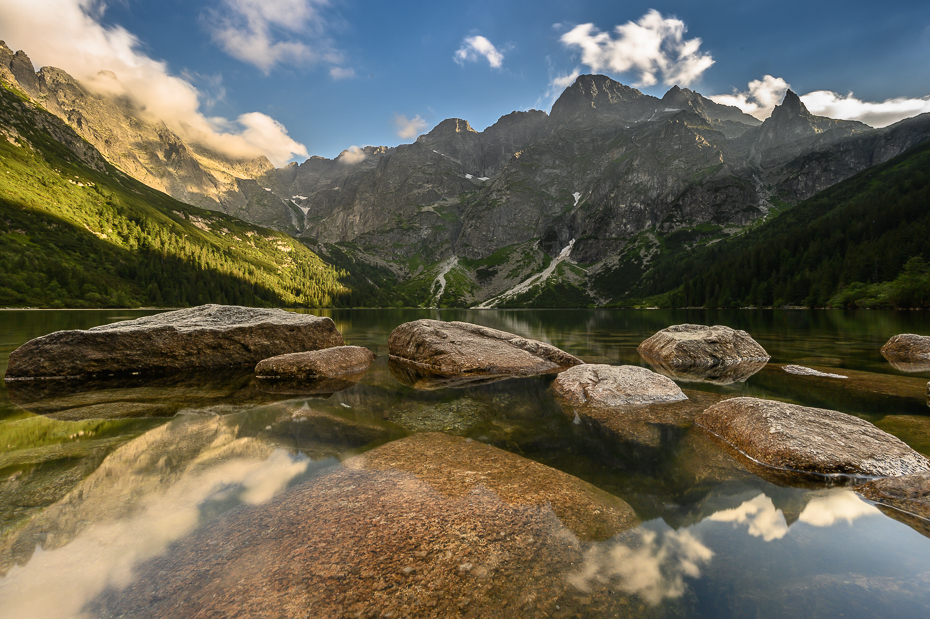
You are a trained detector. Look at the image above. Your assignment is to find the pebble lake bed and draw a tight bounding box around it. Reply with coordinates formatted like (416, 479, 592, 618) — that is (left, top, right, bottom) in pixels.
(2, 307, 930, 618)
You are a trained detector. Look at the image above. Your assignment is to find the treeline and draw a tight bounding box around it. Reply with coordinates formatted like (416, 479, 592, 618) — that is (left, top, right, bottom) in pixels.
(0, 82, 349, 309)
(624, 140, 930, 308)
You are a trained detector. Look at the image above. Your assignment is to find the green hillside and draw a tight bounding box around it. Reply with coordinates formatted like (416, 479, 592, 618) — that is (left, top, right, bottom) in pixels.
(0, 81, 348, 308)
(610, 139, 930, 308)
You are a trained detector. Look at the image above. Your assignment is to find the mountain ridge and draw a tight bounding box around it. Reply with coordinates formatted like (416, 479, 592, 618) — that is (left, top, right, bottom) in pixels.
(3, 41, 930, 308)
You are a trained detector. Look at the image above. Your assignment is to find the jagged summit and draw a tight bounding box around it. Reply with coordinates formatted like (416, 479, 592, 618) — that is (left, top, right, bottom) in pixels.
(772, 89, 811, 120)
(550, 74, 655, 126)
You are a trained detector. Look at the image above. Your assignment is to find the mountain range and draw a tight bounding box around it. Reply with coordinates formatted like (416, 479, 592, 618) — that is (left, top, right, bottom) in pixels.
(2, 41, 930, 308)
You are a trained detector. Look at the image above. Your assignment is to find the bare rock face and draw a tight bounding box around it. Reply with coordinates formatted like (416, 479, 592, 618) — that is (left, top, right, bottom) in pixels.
(857, 472, 930, 523)
(552, 364, 686, 407)
(881, 334, 930, 372)
(4, 304, 344, 380)
(255, 346, 375, 379)
(638, 324, 769, 384)
(387, 319, 582, 376)
(697, 397, 930, 479)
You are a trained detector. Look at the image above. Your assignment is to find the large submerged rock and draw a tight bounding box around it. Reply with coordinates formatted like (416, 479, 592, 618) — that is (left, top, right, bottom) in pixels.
(388, 319, 582, 376)
(4, 305, 344, 380)
(857, 472, 930, 523)
(255, 346, 375, 379)
(552, 364, 686, 407)
(697, 397, 930, 479)
(637, 324, 769, 384)
(881, 334, 930, 372)
(91, 433, 641, 619)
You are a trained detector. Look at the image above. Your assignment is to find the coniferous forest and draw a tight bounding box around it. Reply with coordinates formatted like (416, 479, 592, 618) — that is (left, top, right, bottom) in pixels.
(0, 81, 349, 309)
(620, 141, 930, 309)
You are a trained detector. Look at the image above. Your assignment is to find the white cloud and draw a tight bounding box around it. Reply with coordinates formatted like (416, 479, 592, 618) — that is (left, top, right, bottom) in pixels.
(393, 113, 428, 139)
(560, 10, 714, 88)
(800, 90, 930, 128)
(207, 0, 349, 74)
(329, 66, 356, 80)
(711, 75, 930, 127)
(568, 528, 714, 605)
(454, 35, 505, 69)
(337, 145, 366, 164)
(707, 493, 789, 541)
(0, 0, 309, 165)
(539, 68, 580, 110)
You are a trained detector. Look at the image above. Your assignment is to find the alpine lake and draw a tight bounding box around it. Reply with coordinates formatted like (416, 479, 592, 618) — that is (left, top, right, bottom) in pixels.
(2, 308, 930, 619)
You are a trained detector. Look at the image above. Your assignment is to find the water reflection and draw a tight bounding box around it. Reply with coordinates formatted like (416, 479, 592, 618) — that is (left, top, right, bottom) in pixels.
(6, 368, 291, 420)
(0, 414, 315, 619)
(706, 490, 880, 543)
(640, 355, 767, 385)
(568, 528, 714, 605)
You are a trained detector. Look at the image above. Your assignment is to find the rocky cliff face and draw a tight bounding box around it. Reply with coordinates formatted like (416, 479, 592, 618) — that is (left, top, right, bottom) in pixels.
(0, 42, 297, 232)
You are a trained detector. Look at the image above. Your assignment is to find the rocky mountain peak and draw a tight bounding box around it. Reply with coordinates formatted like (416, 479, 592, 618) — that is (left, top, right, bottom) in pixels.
(9, 50, 39, 96)
(423, 118, 476, 139)
(550, 74, 657, 127)
(771, 89, 811, 121)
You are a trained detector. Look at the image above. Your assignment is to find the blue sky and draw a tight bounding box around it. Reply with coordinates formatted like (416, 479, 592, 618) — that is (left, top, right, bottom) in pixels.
(3, 1, 930, 164)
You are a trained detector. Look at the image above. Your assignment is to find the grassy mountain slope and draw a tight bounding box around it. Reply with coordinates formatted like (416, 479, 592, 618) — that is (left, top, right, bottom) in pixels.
(0, 81, 348, 308)
(613, 139, 930, 308)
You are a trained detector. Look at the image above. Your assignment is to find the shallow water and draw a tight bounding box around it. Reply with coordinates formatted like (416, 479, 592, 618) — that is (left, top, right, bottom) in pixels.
(2, 308, 930, 618)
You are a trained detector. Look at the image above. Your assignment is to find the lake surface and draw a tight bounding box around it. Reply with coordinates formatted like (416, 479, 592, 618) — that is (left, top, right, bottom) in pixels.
(2, 308, 930, 618)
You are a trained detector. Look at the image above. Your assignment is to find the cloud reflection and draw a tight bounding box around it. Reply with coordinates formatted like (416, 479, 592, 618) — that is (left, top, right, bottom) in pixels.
(0, 447, 308, 619)
(706, 490, 881, 544)
(567, 529, 713, 605)
(798, 490, 881, 527)
(707, 494, 789, 541)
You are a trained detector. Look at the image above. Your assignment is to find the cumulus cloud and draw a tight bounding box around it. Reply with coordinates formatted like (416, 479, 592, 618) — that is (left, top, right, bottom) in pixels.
(709, 75, 790, 120)
(337, 145, 366, 164)
(393, 113, 428, 139)
(0, 0, 308, 165)
(560, 10, 714, 88)
(206, 0, 350, 75)
(711, 75, 930, 127)
(454, 35, 505, 69)
(801, 90, 930, 128)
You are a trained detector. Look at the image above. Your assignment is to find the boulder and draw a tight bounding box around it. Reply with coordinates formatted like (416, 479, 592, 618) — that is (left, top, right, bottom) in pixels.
(387, 319, 582, 376)
(92, 433, 641, 619)
(881, 334, 930, 372)
(255, 346, 375, 379)
(638, 324, 769, 384)
(4, 304, 344, 380)
(857, 472, 930, 522)
(696, 397, 930, 479)
(552, 364, 686, 407)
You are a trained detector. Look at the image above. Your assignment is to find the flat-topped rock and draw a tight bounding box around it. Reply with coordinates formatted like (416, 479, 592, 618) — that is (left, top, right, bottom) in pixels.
(857, 472, 930, 522)
(388, 319, 582, 376)
(881, 334, 930, 372)
(552, 364, 686, 407)
(4, 304, 344, 380)
(697, 397, 930, 479)
(255, 345, 375, 379)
